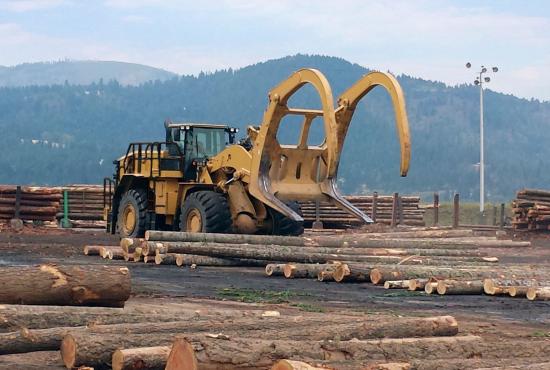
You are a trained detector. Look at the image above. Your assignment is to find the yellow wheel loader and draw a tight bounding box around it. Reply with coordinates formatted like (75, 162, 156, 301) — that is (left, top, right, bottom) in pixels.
(104, 69, 411, 237)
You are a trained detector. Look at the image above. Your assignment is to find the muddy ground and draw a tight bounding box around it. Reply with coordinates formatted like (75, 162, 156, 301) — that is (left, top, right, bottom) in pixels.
(0, 227, 548, 369)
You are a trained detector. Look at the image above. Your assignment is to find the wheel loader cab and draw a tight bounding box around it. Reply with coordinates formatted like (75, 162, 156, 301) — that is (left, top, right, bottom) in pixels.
(163, 121, 238, 180)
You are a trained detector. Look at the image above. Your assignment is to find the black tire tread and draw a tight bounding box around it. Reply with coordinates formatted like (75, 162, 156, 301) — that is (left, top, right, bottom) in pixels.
(180, 191, 232, 233)
(116, 188, 148, 238)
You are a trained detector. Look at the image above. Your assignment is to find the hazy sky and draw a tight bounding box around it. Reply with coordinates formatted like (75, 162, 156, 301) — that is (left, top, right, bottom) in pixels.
(1, 0, 549, 101)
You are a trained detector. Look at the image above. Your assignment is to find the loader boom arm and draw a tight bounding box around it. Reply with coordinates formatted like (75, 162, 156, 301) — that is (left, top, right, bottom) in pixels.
(247, 69, 411, 224)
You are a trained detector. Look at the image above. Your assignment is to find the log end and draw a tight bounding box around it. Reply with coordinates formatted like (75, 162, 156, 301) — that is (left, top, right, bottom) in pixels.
(112, 349, 125, 370)
(60, 334, 77, 369)
(333, 264, 350, 283)
(526, 287, 537, 301)
(283, 264, 296, 279)
(436, 281, 448, 295)
(483, 278, 495, 295)
(165, 337, 197, 370)
(370, 268, 382, 285)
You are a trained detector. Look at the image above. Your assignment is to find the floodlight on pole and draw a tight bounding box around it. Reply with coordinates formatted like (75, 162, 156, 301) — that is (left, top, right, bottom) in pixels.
(465, 63, 499, 214)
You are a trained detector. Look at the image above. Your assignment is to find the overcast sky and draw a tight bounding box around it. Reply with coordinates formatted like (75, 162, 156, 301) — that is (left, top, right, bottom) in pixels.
(1, 0, 549, 101)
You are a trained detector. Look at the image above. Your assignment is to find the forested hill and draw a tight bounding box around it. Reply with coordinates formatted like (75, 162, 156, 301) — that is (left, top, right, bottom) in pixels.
(0, 61, 176, 87)
(0, 54, 548, 202)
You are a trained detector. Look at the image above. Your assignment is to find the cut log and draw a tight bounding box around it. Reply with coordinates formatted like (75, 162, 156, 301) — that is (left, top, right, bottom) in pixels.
(424, 282, 438, 294)
(526, 286, 550, 301)
(364, 363, 411, 370)
(283, 263, 337, 279)
(436, 280, 484, 295)
(317, 270, 335, 282)
(408, 279, 429, 291)
(145, 231, 304, 246)
(369, 266, 541, 285)
(61, 333, 175, 368)
(333, 263, 371, 283)
(133, 247, 143, 262)
(483, 278, 539, 295)
(112, 346, 170, 370)
(508, 286, 530, 298)
(155, 254, 178, 265)
(174, 254, 267, 267)
(271, 360, 327, 370)
(108, 248, 126, 260)
(0, 265, 130, 307)
(265, 264, 286, 277)
(82, 245, 102, 256)
(120, 238, 142, 254)
(164, 335, 481, 369)
(384, 280, 410, 289)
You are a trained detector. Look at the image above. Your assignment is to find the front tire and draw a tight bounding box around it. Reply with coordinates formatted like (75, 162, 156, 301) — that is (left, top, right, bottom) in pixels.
(270, 201, 304, 236)
(116, 189, 148, 238)
(180, 191, 232, 233)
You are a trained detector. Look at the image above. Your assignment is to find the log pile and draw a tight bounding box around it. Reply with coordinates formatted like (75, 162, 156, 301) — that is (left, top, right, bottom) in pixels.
(0, 299, 489, 369)
(299, 195, 425, 227)
(57, 184, 107, 228)
(82, 228, 550, 302)
(512, 188, 550, 231)
(0, 185, 61, 222)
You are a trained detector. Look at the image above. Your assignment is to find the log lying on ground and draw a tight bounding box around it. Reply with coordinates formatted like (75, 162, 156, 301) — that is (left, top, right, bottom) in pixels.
(333, 263, 372, 283)
(120, 238, 143, 254)
(155, 254, 178, 266)
(475, 363, 550, 370)
(0, 265, 130, 307)
(145, 231, 304, 246)
(265, 264, 286, 277)
(112, 346, 170, 370)
(424, 282, 438, 294)
(408, 278, 430, 291)
(317, 270, 335, 282)
(483, 278, 539, 295)
(175, 254, 270, 267)
(436, 280, 484, 295)
(384, 280, 410, 289)
(526, 286, 550, 301)
(508, 286, 530, 298)
(368, 265, 542, 285)
(164, 335, 481, 369)
(55, 315, 458, 366)
(82, 245, 103, 256)
(335, 238, 530, 249)
(283, 263, 337, 279)
(271, 360, 328, 370)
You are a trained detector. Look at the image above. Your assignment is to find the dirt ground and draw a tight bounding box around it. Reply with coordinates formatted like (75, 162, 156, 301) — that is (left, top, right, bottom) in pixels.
(0, 226, 548, 369)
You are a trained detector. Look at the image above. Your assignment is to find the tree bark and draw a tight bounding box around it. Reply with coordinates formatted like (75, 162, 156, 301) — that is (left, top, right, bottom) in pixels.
(83, 245, 103, 256)
(317, 270, 335, 282)
(333, 263, 372, 283)
(164, 335, 481, 369)
(112, 346, 170, 370)
(508, 286, 530, 297)
(0, 265, 130, 307)
(384, 280, 410, 289)
(265, 264, 286, 277)
(483, 278, 540, 295)
(155, 254, 178, 265)
(408, 278, 429, 291)
(283, 263, 337, 279)
(526, 287, 550, 301)
(145, 231, 305, 246)
(436, 280, 484, 295)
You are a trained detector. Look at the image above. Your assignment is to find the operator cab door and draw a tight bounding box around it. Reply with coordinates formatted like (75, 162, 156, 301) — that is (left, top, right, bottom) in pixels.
(182, 127, 228, 181)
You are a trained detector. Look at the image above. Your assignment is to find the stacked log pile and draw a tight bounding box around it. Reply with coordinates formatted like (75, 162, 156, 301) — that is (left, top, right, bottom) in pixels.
(299, 195, 425, 227)
(512, 188, 550, 231)
(0, 185, 61, 222)
(84, 228, 549, 302)
(57, 185, 107, 228)
(0, 300, 496, 369)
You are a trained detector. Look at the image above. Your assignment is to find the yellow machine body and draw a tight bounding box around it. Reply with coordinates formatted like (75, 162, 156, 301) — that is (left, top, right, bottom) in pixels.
(106, 69, 411, 237)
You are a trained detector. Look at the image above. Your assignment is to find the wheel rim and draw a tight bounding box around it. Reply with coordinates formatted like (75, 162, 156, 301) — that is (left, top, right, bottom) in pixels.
(122, 204, 137, 235)
(186, 209, 203, 232)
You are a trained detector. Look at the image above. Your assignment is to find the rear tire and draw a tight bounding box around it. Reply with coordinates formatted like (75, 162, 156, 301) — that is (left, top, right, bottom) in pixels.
(116, 189, 148, 238)
(180, 191, 232, 233)
(270, 201, 304, 236)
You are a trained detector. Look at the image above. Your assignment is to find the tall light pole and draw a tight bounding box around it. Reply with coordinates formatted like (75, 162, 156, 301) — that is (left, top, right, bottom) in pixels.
(466, 63, 498, 214)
